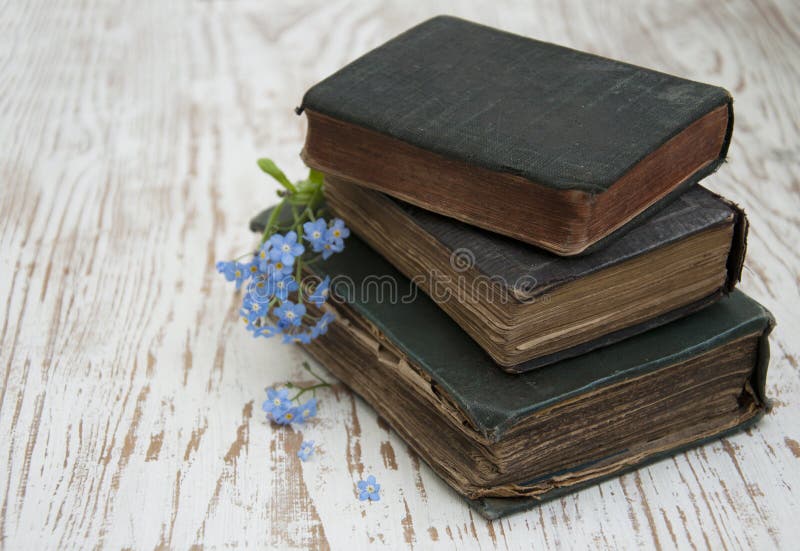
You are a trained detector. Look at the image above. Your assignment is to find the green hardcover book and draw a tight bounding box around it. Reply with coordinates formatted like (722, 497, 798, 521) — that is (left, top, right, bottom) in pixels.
(290, 234, 773, 519)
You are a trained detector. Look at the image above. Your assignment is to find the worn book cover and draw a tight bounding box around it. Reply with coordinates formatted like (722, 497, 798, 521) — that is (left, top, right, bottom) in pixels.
(320, 178, 747, 369)
(282, 233, 773, 519)
(299, 16, 733, 255)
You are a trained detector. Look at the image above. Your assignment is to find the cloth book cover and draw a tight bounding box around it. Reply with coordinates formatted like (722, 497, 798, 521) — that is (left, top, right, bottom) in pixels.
(298, 15, 733, 255)
(247, 218, 774, 519)
(255, 182, 748, 370)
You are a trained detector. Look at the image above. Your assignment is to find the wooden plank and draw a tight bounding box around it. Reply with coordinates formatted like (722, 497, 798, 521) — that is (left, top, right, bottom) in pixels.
(0, 0, 798, 548)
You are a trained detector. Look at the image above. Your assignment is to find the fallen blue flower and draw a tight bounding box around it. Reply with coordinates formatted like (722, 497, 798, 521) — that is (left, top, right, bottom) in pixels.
(262, 387, 291, 418)
(357, 475, 381, 501)
(274, 406, 299, 425)
(298, 440, 315, 461)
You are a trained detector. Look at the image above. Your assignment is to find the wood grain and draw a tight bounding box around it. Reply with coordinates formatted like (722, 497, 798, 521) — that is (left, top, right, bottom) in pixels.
(1, 0, 798, 549)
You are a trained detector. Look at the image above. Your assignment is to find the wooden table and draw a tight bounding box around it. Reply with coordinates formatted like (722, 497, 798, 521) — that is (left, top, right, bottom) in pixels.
(2, 1, 798, 548)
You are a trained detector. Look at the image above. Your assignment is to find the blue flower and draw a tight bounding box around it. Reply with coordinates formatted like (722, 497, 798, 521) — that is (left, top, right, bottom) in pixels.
(245, 257, 262, 278)
(239, 306, 260, 324)
(268, 231, 304, 266)
(282, 331, 312, 344)
(303, 218, 328, 249)
(265, 259, 294, 279)
(248, 274, 275, 303)
(239, 311, 257, 332)
(217, 260, 248, 289)
(275, 301, 305, 327)
(310, 312, 336, 337)
(327, 218, 350, 245)
(242, 295, 268, 321)
(262, 387, 291, 418)
(296, 398, 317, 422)
(320, 237, 345, 260)
(274, 406, 300, 425)
(270, 275, 298, 301)
(216, 260, 235, 279)
(298, 440, 315, 461)
(256, 243, 272, 272)
(308, 276, 330, 306)
(357, 475, 381, 501)
(254, 323, 280, 338)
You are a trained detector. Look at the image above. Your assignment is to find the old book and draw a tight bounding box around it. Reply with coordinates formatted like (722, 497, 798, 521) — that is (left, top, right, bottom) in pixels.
(298, 16, 733, 256)
(293, 234, 773, 520)
(316, 177, 748, 369)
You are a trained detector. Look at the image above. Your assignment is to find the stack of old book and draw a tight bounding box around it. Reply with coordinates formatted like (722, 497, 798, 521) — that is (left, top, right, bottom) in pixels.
(263, 16, 776, 518)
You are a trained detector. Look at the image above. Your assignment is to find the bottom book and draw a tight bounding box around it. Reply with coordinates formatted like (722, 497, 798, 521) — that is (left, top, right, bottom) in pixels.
(301, 235, 774, 519)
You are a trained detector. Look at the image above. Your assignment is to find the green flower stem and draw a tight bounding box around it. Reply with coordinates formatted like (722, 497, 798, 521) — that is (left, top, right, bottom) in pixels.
(260, 200, 286, 245)
(303, 361, 329, 385)
(284, 362, 331, 402)
(290, 383, 329, 402)
(295, 258, 304, 302)
(251, 160, 336, 337)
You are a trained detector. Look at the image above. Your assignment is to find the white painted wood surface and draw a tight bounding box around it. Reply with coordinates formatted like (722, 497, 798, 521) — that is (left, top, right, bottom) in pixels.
(1, 0, 799, 549)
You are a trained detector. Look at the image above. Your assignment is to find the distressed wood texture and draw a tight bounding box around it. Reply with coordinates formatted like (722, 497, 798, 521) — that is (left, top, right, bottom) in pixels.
(1, 0, 799, 549)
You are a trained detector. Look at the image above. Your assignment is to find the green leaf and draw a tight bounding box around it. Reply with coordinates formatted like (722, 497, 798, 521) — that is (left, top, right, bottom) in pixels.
(308, 168, 325, 185)
(257, 158, 297, 193)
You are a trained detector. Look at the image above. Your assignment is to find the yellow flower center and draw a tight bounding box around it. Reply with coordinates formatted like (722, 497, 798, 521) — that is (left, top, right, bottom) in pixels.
(366, 485, 374, 493)
(312, 231, 321, 239)
(333, 229, 341, 237)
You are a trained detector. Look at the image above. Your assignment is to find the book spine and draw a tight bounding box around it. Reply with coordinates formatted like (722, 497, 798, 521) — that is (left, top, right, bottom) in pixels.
(725, 198, 749, 293)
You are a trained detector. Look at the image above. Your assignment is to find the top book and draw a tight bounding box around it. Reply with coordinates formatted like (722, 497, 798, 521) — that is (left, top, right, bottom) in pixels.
(298, 16, 733, 256)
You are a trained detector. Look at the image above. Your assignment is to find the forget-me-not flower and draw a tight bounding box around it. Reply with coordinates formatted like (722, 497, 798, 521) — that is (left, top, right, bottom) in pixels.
(262, 387, 292, 418)
(303, 218, 328, 251)
(298, 440, 315, 461)
(274, 406, 299, 425)
(216, 260, 248, 289)
(275, 301, 306, 327)
(282, 331, 312, 344)
(326, 218, 350, 246)
(308, 276, 330, 306)
(270, 275, 298, 301)
(296, 398, 317, 423)
(254, 324, 280, 339)
(357, 475, 381, 501)
(310, 312, 335, 338)
(269, 231, 304, 266)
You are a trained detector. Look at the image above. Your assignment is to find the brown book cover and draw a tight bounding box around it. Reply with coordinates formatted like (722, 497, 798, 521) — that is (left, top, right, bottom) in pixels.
(292, 231, 773, 519)
(299, 16, 733, 255)
(321, 177, 747, 370)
